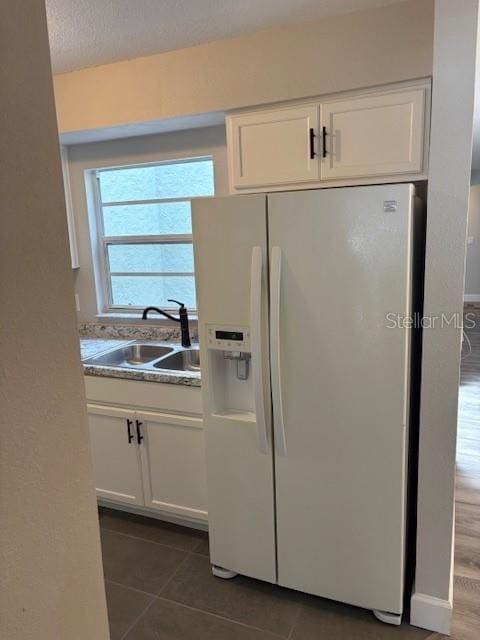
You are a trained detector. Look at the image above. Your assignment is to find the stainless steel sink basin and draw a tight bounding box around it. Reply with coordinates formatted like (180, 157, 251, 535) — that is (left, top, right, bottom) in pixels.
(84, 343, 174, 367)
(154, 348, 201, 372)
(83, 341, 201, 374)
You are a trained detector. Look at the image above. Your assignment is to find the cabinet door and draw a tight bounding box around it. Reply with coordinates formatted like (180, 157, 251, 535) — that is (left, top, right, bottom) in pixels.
(87, 404, 143, 505)
(138, 410, 208, 522)
(227, 105, 319, 190)
(321, 88, 426, 180)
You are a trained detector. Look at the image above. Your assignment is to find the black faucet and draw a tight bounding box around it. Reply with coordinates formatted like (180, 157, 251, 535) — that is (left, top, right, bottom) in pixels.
(142, 300, 191, 348)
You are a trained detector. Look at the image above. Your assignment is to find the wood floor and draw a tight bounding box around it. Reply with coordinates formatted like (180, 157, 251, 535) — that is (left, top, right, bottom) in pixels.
(452, 309, 480, 639)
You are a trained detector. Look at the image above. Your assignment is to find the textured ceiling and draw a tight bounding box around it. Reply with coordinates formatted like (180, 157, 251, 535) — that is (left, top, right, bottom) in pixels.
(46, 0, 406, 74)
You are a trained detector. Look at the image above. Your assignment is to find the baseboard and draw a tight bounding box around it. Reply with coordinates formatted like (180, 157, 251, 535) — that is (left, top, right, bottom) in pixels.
(97, 499, 209, 532)
(410, 592, 452, 634)
(464, 294, 480, 303)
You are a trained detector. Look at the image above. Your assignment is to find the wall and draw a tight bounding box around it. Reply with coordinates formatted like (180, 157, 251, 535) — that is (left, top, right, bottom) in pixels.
(68, 125, 228, 322)
(0, 2, 109, 639)
(465, 178, 480, 301)
(411, 0, 478, 633)
(54, 0, 434, 134)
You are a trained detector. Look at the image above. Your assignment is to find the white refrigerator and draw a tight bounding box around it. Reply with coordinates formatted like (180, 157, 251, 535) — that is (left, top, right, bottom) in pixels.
(192, 184, 422, 624)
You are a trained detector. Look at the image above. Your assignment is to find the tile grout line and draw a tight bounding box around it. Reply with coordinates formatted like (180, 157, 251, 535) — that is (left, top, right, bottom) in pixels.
(191, 534, 209, 554)
(155, 550, 291, 637)
(105, 578, 157, 599)
(115, 550, 196, 639)
(102, 521, 295, 638)
(285, 603, 303, 640)
(119, 597, 157, 640)
(139, 537, 291, 639)
(101, 521, 207, 638)
(101, 524, 204, 553)
(156, 548, 196, 597)
(154, 594, 286, 638)
(106, 555, 287, 639)
(103, 530, 289, 638)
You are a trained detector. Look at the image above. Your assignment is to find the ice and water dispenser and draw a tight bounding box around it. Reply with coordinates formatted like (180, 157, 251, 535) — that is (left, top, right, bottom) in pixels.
(206, 324, 254, 416)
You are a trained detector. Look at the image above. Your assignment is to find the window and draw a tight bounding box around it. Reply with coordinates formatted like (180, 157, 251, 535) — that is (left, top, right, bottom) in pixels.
(93, 157, 214, 313)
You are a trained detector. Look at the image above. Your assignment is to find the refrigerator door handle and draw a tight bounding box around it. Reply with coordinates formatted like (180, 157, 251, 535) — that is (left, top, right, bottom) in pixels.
(270, 246, 287, 456)
(251, 246, 269, 454)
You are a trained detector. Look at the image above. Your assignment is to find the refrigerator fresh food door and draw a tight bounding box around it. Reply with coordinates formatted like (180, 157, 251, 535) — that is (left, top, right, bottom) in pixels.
(192, 194, 276, 582)
(268, 184, 414, 614)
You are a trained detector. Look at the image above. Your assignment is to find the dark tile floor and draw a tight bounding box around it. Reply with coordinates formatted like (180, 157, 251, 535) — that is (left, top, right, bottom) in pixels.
(99, 508, 438, 640)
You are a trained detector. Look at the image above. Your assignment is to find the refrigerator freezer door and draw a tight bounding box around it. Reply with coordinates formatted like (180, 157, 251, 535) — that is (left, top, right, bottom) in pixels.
(268, 184, 414, 614)
(192, 194, 276, 583)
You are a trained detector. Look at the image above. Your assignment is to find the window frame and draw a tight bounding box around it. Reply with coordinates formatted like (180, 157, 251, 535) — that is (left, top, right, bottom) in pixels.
(91, 156, 214, 314)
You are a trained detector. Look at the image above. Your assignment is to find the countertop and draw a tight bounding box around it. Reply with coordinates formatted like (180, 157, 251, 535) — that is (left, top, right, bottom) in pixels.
(80, 336, 201, 387)
(80, 338, 130, 360)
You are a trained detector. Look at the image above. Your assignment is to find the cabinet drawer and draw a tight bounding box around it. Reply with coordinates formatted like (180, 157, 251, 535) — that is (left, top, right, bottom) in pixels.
(84, 375, 203, 415)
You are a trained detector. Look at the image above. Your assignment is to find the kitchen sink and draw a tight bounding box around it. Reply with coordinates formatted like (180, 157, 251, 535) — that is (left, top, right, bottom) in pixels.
(154, 348, 201, 372)
(84, 343, 174, 367)
(83, 341, 200, 374)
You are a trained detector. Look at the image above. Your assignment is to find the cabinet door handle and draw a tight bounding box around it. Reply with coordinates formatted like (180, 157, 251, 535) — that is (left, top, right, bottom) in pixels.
(126, 419, 134, 444)
(309, 128, 316, 159)
(136, 420, 144, 445)
(322, 126, 328, 158)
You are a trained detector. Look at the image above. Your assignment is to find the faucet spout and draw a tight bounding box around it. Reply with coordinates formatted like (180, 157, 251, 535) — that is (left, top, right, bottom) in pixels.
(142, 306, 177, 322)
(142, 302, 191, 348)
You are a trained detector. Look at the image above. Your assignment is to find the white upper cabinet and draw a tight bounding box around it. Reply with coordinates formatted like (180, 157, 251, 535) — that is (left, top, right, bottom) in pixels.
(226, 81, 430, 193)
(320, 87, 426, 180)
(227, 105, 320, 189)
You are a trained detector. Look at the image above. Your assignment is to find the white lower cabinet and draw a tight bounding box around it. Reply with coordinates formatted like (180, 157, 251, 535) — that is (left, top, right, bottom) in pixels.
(139, 411, 208, 521)
(88, 404, 144, 506)
(87, 402, 207, 523)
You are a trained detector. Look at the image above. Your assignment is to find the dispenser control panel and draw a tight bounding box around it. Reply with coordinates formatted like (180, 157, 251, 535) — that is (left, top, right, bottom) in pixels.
(206, 324, 251, 352)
